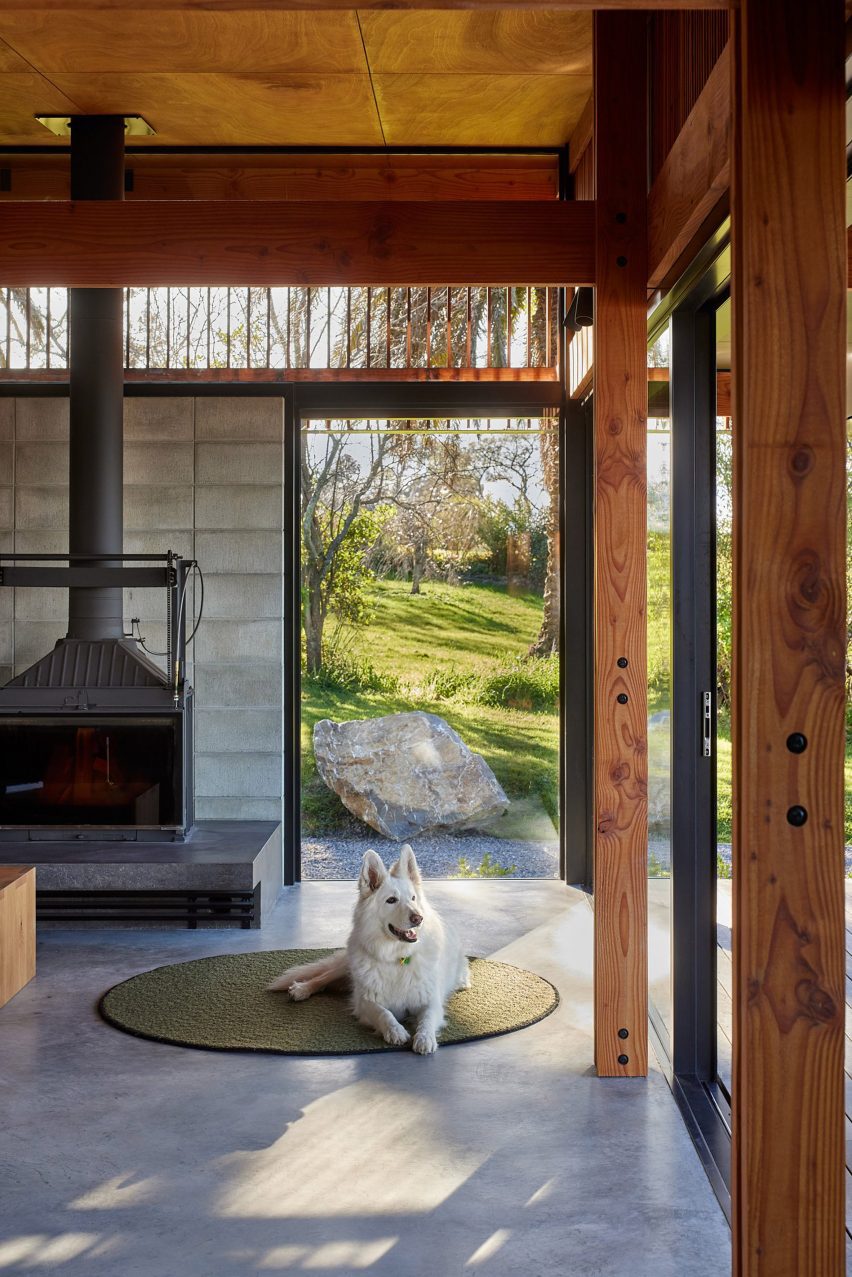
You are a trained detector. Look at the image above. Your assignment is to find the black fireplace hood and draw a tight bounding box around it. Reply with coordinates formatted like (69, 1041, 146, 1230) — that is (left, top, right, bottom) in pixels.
(1, 636, 175, 709)
(8, 638, 165, 690)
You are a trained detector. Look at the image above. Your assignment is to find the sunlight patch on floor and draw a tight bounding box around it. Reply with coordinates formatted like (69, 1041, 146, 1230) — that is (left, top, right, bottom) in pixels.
(216, 1079, 487, 1219)
(257, 1239, 398, 1269)
(68, 1171, 162, 1211)
(524, 1176, 557, 1207)
(465, 1228, 512, 1266)
(0, 1233, 105, 1269)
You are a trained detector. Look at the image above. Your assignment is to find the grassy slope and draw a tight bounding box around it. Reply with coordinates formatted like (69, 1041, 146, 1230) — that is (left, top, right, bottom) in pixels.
(349, 579, 544, 678)
(302, 581, 558, 836)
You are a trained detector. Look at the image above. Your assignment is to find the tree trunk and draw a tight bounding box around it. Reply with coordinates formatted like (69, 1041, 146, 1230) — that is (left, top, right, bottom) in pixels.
(529, 417, 560, 656)
(410, 538, 427, 595)
(303, 564, 325, 674)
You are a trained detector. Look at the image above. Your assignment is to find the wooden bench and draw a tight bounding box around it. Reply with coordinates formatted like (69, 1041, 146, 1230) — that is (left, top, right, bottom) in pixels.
(0, 867, 35, 1009)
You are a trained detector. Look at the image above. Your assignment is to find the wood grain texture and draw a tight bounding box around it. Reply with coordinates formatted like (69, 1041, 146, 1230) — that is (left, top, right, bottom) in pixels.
(0, 866, 35, 1010)
(372, 73, 591, 148)
(0, 154, 560, 203)
(648, 10, 730, 183)
(0, 72, 82, 143)
(46, 72, 384, 146)
(0, 1, 730, 10)
(568, 92, 593, 176)
(592, 10, 648, 1079)
(0, 200, 595, 287)
(647, 41, 730, 289)
(0, 10, 366, 72)
(730, 1, 846, 1273)
(0, 33, 28, 69)
(359, 10, 591, 74)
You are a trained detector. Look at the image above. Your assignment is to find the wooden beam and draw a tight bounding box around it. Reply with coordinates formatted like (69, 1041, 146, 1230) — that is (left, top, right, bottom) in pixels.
(647, 41, 730, 290)
(0, 199, 594, 287)
(568, 93, 593, 175)
(0, 1, 731, 10)
(593, 9, 648, 1079)
(730, 2, 846, 1274)
(0, 153, 560, 204)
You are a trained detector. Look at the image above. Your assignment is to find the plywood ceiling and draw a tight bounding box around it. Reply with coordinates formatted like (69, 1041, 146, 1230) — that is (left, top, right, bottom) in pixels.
(0, 9, 592, 147)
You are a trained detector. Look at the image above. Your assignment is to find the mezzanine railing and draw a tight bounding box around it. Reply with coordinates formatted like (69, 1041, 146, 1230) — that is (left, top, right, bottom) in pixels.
(0, 285, 558, 377)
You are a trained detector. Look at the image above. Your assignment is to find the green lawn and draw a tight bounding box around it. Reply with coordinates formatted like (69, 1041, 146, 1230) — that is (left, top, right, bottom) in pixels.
(301, 581, 558, 837)
(347, 579, 546, 679)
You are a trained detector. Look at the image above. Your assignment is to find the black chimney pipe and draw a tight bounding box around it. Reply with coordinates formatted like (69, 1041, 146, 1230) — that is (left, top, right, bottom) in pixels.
(67, 115, 125, 641)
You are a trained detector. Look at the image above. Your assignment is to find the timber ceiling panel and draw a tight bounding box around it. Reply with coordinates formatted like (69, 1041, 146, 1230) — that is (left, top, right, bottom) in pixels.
(0, 9, 592, 148)
(358, 11, 592, 75)
(48, 73, 385, 146)
(0, 12, 367, 73)
(374, 74, 591, 147)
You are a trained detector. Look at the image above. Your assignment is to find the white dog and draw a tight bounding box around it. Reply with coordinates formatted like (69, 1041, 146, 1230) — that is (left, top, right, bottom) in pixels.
(268, 844, 469, 1055)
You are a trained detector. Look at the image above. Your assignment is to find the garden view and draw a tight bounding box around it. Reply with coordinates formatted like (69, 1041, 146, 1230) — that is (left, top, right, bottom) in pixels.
(299, 418, 560, 881)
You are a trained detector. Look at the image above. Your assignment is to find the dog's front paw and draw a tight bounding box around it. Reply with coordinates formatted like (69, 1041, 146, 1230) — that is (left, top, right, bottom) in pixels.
(289, 981, 311, 1002)
(412, 1029, 439, 1055)
(382, 1021, 410, 1046)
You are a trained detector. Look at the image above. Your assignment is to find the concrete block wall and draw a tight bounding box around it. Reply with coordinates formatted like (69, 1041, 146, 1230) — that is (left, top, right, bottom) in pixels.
(0, 396, 284, 824)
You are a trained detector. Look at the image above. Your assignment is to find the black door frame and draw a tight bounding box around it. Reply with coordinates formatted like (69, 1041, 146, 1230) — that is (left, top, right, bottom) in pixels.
(285, 381, 592, 890)
(646, 230, 733, 1217)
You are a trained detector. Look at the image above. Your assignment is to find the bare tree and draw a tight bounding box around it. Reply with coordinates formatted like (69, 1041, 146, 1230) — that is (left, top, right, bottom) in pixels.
(528, 415, 560, 656)
(528, 282, 560, 656)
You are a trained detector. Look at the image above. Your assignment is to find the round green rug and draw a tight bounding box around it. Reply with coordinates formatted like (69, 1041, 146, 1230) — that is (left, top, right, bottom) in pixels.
(99, 949, 559, 1055)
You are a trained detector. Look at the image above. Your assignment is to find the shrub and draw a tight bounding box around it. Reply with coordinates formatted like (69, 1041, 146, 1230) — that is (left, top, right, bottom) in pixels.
(454, 852, 517, 878)
(420, 668, 479, 702)
(477, 655, 558, 712)
(304, 650, 400, 695)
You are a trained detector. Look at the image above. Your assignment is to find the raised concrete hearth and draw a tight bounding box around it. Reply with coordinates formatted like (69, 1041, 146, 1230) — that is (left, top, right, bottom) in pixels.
(0, 821, 282, 928)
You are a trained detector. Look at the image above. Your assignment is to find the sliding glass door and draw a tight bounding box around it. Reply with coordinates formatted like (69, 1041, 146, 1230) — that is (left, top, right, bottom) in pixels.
(647, 234, 733, 1214)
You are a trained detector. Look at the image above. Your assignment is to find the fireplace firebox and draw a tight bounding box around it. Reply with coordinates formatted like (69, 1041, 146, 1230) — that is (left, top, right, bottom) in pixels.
(0, 553, 196, 841)
(0, 715, 185, 828)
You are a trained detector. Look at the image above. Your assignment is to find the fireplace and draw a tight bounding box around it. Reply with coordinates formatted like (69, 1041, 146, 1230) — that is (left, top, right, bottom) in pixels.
(0, 117, 195, 842)
(0, 716, 184, 828)
(0, 568, 196, 841)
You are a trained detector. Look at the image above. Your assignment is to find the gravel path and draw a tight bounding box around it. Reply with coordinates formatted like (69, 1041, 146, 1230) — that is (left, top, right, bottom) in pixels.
(302, 832, 559, 881)
(302, 836, 852, 882)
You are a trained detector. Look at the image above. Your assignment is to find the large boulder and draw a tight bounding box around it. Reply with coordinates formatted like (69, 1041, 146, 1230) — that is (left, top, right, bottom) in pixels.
(313, 710, 509, 840)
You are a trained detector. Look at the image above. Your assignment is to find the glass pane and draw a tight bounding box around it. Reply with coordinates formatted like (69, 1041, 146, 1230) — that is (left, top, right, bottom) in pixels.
(0, 717, 179, 825)
(715, 296, 733, 1096)
(299, 418, 561, 882)
(648, 323, 673, 1041)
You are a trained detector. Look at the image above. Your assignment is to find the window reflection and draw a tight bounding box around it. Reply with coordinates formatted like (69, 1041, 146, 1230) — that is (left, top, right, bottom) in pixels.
(648, 324, 673, 1041)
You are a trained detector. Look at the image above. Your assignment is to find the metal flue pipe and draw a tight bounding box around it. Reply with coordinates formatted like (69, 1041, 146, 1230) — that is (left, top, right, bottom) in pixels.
(67, 115, 125, 641)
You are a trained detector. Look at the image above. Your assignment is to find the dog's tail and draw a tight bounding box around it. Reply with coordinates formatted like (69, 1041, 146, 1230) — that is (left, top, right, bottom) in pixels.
(267, 949, 348, 993)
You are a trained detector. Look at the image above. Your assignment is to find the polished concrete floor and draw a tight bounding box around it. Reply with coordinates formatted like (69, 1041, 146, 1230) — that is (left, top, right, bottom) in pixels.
(0, 881, 730, 1277)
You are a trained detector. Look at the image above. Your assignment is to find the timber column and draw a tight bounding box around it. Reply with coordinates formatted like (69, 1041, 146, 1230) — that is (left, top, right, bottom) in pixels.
(730, 2, 846, 1273)
(592, 12, 649, 1078)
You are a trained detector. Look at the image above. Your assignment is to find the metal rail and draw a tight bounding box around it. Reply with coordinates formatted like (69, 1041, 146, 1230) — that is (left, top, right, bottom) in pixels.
(0, 285, 557, 375)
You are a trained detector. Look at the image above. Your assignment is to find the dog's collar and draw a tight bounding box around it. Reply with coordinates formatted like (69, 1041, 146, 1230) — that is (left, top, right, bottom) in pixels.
(399, 956, 411, 966)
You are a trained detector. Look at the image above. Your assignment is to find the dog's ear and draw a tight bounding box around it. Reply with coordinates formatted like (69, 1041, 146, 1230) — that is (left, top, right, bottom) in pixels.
(358, 849, 387, 896)
(390, 843, 421, 885)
